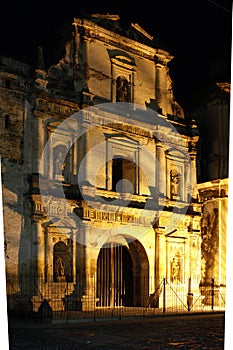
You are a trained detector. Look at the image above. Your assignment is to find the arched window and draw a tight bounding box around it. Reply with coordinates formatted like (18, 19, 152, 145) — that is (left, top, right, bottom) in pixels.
(116, 76, 130, 102)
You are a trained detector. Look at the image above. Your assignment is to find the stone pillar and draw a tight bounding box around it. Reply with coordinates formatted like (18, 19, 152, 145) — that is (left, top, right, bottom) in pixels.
(72, 138, 78, 184)
(73, 25, 80, 66)
(189, 140, 198, 199)
(155, 64, 162, 108)
(79, 224, 98, 311)
(155, 229, 166, 288)
(132, 267, 141, 306)
(32, 218, 45, 279)
(155, 64, 171, 115)
(71, 229, 76, 284)
(78, 123, 90, 185)
(46, 229, 54, 282)
(82, 36, 89, 83)
(184, 159, 190, 202)
(156, 143, 166, 197)
(190, 155, 197, 198)
(32, 115, 45, 174)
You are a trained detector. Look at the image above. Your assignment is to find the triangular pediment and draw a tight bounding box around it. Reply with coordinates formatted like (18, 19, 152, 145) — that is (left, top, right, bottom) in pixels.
(131, 23, 153, 41)
(104, 133, 139, 146)
(166, 229, 187, 239)
(47, 217, 76, 229)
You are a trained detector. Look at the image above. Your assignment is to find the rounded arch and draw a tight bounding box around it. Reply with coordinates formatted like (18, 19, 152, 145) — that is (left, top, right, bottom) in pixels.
(96, 236, 149, 307)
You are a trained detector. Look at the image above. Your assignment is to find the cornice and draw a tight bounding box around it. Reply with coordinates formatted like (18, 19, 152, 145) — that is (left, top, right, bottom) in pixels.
(73, 18, 173, 64)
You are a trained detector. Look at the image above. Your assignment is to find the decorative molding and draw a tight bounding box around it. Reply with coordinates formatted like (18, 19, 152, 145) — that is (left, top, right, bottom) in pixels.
(82, 111, 153, 138)
(35, 97, 78, 117)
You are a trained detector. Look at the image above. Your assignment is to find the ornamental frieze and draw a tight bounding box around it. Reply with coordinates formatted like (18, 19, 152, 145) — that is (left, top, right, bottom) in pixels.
(80, 206, 151, 226)
(32, 196, 152, 226)
(35, 98, 78, 117)
(154, 131, 187, 148)
(82, 112, 153, 138)
(32, 196, 74, 217)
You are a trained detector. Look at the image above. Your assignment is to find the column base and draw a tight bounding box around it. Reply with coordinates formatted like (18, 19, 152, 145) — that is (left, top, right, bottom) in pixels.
(80, 295, 99, 311)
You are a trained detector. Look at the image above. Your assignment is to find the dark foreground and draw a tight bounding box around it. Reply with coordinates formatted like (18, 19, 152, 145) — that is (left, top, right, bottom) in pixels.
(8, 312, 225, 349)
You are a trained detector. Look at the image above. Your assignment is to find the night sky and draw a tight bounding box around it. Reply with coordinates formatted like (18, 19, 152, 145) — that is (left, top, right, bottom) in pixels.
(0, 0, 232, 109)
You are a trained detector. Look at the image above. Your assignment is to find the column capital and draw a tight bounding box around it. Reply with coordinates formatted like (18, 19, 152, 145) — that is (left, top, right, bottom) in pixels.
(32, 215, 46, 224)
(154, 227, 166, 236)
(154, 137, 163, 146)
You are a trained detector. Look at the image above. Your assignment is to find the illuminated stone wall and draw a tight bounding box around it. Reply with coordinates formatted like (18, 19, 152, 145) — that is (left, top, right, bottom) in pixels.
(0, 14, 226, 312)
(198, 179, 228, 286)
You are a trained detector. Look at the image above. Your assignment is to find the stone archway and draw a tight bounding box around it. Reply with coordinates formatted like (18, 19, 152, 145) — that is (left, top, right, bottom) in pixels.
(96, 238, 149, 307)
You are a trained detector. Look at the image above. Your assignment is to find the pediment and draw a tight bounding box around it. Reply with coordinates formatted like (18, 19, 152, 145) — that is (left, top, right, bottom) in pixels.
(166, 229, 187, 239)
(104, 133, 139, 146)
(130, 23, 153, 41)
(108, 49, 136, 67)
(166, 148, 187, 160)
(47, 217, 76, 229)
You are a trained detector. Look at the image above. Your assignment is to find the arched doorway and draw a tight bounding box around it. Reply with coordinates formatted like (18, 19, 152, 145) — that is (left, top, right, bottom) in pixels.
(96, 238, 149, 307)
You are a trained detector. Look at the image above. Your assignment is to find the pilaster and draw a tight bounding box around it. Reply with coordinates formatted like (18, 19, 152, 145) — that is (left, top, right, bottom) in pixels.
(156, 143, 166, 196)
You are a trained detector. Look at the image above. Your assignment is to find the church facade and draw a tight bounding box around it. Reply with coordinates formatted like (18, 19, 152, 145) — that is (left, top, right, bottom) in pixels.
(0, 14, 227, 312)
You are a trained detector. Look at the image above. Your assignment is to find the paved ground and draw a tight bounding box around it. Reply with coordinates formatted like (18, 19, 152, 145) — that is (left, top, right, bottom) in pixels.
(8, 312, 225, 349)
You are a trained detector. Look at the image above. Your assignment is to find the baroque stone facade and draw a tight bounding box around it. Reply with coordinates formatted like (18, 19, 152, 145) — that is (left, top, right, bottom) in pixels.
(0, 14, 227, 312)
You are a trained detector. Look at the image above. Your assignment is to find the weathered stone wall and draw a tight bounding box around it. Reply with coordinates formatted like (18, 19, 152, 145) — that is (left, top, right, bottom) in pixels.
(2, 160, 24, 276)
(0, 57, 35, 277)
(198, 179, 228, 285)
(1, 14, 227, 311)
(0, 89, 24, 160)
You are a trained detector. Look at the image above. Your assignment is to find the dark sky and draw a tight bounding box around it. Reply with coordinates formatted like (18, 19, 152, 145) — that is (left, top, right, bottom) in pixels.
(0, 0, 232, 107)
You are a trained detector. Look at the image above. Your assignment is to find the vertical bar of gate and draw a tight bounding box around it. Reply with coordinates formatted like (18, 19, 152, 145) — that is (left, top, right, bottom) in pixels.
(188, 277, 191, 312)
(66, 280, 68, 323)
(93, 274, 96, 322)
(142, 276, 145, 319)
(163, 278, 166, 315)
(211, 278, 215, 311)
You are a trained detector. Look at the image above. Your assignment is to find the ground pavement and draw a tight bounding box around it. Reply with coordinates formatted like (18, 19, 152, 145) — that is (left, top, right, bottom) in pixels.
(8, 312, 225, 349)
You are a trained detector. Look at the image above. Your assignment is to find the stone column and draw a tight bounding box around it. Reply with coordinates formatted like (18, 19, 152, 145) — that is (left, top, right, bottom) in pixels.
(46, 230, 54, 282)
(156, 143, 166, 197)
(78, 123, 90, 185)
(32, 218, 45, 280)
(73, 138, 78, 184)
(190, 155, 197, 198)
(73, 25, 80, 66)
(132, 267, 141, 306)
(79, 224, 98, 311)
(189, 140, 198, 199)
(155, 64, 162, 108)
(184, 160, 190, 202)
(82, 35, 89, 83)
(155, 229, 166, 288)
(32, 115, 45, 174)
(71, 229, 76, 284)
